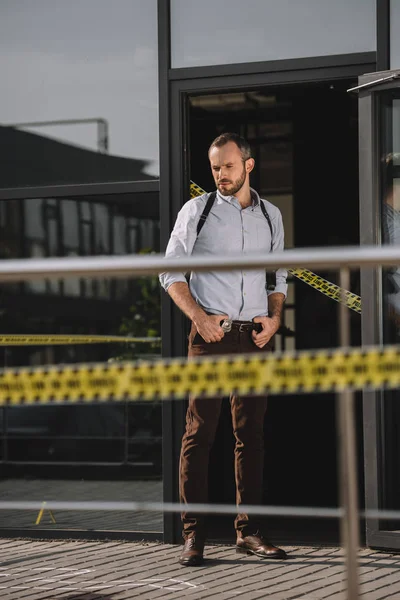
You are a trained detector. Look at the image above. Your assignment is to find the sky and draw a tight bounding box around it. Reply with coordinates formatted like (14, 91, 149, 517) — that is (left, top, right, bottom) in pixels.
(0, 0, 159, 176)
(171, 0, 375, 68)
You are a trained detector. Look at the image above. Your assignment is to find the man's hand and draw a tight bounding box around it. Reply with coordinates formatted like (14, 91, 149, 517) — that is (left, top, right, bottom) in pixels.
(167, 282, 228, 343)
(252, 292, 285, 348)
(251, 315, 280, 348)
(193, 313, 228, 343)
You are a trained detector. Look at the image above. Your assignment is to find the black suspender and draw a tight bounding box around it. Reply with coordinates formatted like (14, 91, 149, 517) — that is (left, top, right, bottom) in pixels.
(196, 191, 273, 251)
(259, 200, 273, 252)
(196, 191, 217, 236)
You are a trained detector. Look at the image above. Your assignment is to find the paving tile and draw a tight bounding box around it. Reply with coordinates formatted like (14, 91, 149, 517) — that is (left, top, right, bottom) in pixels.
(0, 538, 399, 600)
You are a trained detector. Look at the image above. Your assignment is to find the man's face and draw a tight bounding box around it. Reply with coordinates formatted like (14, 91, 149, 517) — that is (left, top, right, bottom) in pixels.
(209, 141, 250, 196)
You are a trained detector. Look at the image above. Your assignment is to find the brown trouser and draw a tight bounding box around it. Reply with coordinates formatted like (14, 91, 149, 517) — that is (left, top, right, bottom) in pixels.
(179, 322, 273, 540)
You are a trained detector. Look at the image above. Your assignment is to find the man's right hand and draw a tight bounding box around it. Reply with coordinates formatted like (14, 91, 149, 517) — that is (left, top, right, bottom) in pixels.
(193, 312, 228, 343)
(166, 282, 228, 343)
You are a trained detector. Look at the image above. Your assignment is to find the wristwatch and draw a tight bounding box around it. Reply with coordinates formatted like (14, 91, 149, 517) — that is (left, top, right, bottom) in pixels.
(221, 318, 232, 333)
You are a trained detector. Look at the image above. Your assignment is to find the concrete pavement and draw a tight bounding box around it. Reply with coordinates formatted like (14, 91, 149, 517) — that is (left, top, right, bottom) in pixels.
(0, 538, 399, 599)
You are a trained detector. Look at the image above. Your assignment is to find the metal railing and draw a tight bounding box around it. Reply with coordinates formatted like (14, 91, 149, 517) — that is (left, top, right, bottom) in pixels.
(0, 243, 399, 599)
(0, 244, 397, 281)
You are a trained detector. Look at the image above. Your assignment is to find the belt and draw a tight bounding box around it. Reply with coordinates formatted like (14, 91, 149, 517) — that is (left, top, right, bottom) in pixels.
(229, 320, 262, 333)
(204, 313, 263, 334)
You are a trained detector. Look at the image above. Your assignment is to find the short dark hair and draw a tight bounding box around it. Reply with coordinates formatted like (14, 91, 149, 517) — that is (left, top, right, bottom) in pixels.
(208, 132, 252, 161)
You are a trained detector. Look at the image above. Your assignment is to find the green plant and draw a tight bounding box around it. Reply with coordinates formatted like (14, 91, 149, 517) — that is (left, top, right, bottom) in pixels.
(112, 249, 161, 360)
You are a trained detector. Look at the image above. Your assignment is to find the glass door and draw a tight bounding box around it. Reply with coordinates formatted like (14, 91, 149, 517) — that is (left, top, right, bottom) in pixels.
(359, 72, 400, 549)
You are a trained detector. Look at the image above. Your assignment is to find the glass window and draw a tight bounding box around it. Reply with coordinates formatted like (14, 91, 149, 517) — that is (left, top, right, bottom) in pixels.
(0, 0, 159, 188)
(378, 92, 400, 525)
(0, 192, 162, 534)
(391, 2, 400, 69)
(381, 94, 400, 345)
(171, 0, 376, 68)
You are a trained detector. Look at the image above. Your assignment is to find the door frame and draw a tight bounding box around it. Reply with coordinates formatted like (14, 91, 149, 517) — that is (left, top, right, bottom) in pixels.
(159, 67, 376, 546)
(158, 0, 376, 547)
(358, 70, 400, 549)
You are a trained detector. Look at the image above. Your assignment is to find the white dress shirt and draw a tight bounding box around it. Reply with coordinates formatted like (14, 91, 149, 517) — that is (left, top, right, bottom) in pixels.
(159, 188, 288, 321)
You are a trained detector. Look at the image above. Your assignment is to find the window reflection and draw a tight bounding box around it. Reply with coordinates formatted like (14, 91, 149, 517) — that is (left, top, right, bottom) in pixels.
(382, 151, 400, 340)
(0, 0, 159, 187)
(0, 0, 161, 532)
(0, 196, 160, 301)
(0, 194, 161, 484)
(0, 194, 161, 357)
(380, 94, 400, 524)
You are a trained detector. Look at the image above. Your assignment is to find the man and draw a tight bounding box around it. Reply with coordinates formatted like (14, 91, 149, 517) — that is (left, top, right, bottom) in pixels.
(159, 132, 288, 566)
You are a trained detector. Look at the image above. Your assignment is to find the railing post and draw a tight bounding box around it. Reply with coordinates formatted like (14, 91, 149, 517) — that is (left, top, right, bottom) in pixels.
(337, 267, 360, 599)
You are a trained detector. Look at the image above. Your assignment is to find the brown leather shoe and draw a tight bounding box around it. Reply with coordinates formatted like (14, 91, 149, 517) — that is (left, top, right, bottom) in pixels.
(179, 536, 205, 566)
(236, 533, 287, 560)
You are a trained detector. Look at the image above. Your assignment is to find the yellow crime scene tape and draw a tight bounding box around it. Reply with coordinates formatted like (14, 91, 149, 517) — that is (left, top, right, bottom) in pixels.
(190, 181, 362, 314)
(0, 335, 161, 346)
(0, 345, 399, 404)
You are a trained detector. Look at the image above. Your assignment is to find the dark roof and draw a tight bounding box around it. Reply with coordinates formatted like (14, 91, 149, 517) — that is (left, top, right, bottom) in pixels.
(0, 125, 156, 188)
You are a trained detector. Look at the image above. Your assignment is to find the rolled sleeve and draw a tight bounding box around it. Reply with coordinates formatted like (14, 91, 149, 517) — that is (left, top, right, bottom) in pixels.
(270, 268, 288, 297)
(267, 208, 288, 298)
(159, 198, 203, 292)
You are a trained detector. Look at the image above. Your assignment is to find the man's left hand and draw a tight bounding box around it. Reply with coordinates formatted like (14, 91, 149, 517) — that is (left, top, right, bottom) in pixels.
(251, 315, 280, 348)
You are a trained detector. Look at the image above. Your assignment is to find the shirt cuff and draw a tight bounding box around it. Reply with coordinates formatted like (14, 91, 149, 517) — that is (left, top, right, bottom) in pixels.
(159, 272, 188, 291)
(267, 282, 288, 298)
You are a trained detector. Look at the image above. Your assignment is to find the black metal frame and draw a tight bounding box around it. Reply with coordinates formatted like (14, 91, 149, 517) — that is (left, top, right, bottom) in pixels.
(158, 0, 185, 545)
(0, 180, 159, 201)
(358, 69, 400, 550)
(357, 1, 400, 551)
(169, 52, 376, 82)
(358, 74, 382, 548)
(158, 0, 376, 546)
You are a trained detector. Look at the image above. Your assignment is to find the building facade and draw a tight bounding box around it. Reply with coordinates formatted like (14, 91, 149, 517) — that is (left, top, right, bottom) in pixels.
(0, 0, 399, 550)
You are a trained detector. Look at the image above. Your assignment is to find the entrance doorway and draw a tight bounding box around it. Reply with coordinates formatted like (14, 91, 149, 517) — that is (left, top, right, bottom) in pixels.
(187, 79, 364, 545)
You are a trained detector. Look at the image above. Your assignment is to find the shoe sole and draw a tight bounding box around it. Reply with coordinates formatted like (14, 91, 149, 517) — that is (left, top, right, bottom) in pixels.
(179, 559, 204, 567)
(236, 547, 287, 559)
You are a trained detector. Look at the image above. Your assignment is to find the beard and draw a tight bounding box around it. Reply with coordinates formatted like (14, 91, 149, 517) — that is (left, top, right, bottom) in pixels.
(217, 165, 246, 196)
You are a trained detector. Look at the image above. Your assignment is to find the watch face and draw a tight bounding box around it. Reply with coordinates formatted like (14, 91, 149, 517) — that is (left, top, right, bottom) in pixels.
(221, 318, 232, 333)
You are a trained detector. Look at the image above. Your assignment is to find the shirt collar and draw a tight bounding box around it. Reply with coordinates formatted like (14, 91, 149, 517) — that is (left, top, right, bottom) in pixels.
(216, 187, 260, 207)
(250, 188, 260, 207)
